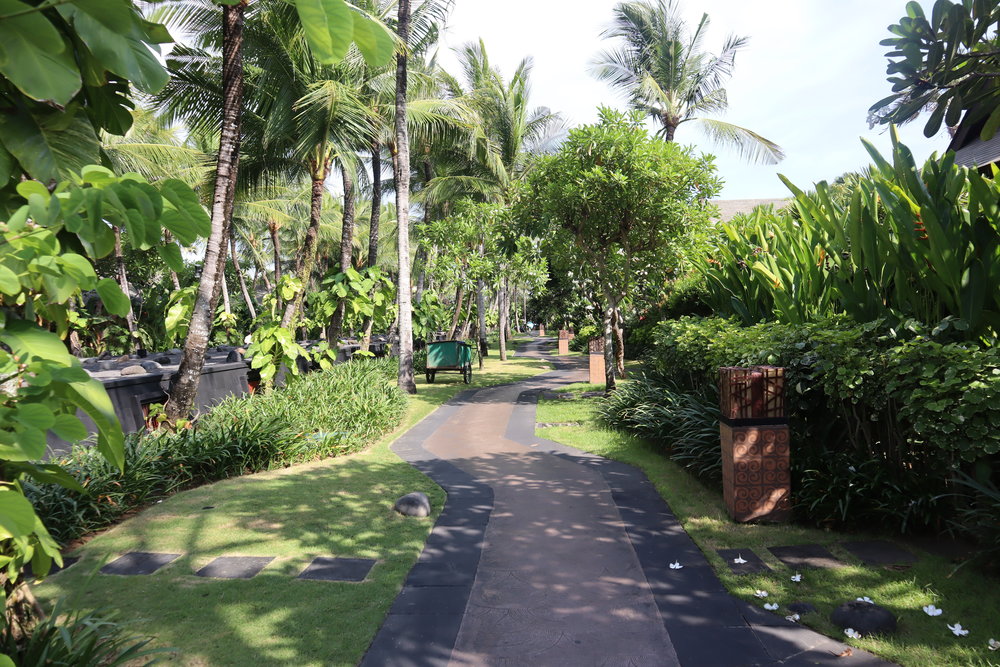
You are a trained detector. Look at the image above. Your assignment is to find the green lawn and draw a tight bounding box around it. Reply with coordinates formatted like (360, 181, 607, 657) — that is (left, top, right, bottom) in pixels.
(537, 392, 1000, 667)
(33, 351, 552, 666)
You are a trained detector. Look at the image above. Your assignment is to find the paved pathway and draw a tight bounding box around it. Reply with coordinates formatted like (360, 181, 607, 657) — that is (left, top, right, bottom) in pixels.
(363, 338, 892, 666)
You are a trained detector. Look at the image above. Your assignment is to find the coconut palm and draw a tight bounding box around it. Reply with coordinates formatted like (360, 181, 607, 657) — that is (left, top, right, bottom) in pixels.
(592, 0, 784, 164)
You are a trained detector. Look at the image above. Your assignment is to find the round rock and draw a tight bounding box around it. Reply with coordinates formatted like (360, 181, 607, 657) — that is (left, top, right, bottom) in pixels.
(120, 365, 149, 377)
(787, 601, 817, 615)
(830, 601, 897, 637)
(139, 360, 162, 372)
(394, 492, 431, 518)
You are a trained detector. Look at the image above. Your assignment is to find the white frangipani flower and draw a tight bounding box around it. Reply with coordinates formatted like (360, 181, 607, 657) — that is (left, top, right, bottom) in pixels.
(987, 638, 999, 651)
(669, 561, 683, 570)
(763, 602, 779, 611)
(753, 590, 769, 598)
(856, 596, 874, 604)
(790, 573, 802, 583)
(733, 555, 748, 564)
(785, 613, 800, 622)
(922, 604, 943, 616)
(948, 623, 969, 637)
(844, 628, 861, 639)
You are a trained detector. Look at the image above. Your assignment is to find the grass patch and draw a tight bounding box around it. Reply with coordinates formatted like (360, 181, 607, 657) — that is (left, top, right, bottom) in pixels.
(33, 352, 552, 666)
(536, 393, 1000, 667)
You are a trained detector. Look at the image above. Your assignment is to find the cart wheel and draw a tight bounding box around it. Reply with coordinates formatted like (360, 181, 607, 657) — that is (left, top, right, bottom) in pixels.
(426, 371, 435, 383)
(463, 364, 472, 384)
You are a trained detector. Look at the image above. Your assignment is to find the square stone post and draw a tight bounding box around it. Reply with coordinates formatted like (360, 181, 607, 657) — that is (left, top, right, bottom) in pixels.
(557, 329, 569, 355)
(588, 338, 605, 385)
(538, 325, 545, 336)
(718, 366, 790, 522)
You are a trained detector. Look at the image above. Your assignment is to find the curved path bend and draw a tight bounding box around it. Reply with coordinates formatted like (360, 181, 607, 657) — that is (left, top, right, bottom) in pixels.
(362, 338, 891, 667)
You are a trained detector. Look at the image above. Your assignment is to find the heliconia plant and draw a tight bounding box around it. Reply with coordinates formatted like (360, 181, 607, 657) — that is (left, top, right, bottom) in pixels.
(699, 128, 1000, 342)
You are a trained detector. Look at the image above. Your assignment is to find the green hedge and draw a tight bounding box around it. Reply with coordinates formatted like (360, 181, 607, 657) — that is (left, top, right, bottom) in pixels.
(28, 359, 407, 545)
(637, 316, 1000, 538)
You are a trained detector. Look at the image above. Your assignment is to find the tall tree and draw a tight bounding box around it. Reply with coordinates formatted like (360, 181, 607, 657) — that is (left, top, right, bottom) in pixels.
(592, 0, 784, 163)
(395, 0, 417, 393)
(167, 0, 247, 421)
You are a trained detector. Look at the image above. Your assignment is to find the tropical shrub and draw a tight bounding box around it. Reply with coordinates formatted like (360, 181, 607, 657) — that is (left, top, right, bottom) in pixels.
(698, 132, 1000, 341)
(641, 316, 999, 533)
(27, 359, 406, 546)
(568, 324, 599, 352)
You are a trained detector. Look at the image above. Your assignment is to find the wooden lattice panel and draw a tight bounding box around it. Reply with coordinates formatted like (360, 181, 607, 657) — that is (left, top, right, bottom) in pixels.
(719, 366, 786, 421)
(720, 423, 791, 522)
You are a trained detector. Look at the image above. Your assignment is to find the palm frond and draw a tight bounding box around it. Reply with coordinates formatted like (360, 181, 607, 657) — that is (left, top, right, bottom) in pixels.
(694, 118, 785, 165)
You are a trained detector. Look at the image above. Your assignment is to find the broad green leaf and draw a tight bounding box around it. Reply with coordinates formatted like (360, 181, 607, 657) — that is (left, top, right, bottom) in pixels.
(15, 180, 49, 200)
(159, 179, 210, 244)
(61, 378, 123, 470)
(50, 413, 88, 443)
(59, 253, 97, 286)
(0, 110, 100, 183)
(0, 489, 36, 540)
(96, 277, 130, 316)
(294, 0, 354, 64)
(0, 653, 15, 667)
(6, 461, 86, 493)
(80, 164, 116, 187)
(13, 403, 54, 431)
(0, 265, 18, 296)
(0, 319, 74, 365)
(351, 11, 396, 67)
(0, 1, 80, 104)
(157, 243, 184, 272)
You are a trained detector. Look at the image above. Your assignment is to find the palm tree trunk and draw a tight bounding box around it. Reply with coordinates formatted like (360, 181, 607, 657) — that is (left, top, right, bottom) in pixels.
(163, 230, 181, 291)
(327, 166, 356, 342)
(360, 144, 382, 352)
(113, 226, 137, 352)
(268, 220, 282, 310)
(394, 0, 416, 393)
(230, 234, 257, 320)
(476, 275, 487, 367)
(498, 275, 509, 361)
(167, 0, 246, 420)
(281, 169, 327, 327)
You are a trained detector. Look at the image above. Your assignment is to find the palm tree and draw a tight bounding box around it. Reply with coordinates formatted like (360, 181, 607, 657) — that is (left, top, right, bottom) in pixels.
(395, 0, 417, 394)
(167, 0, 247, 421)
(592, 0, 784, 164)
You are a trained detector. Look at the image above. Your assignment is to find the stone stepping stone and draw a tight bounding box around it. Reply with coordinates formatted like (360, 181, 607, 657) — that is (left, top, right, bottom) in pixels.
(195, 556, 274, 579)
(101, 552, 181, 576)
(716, 548, 771, 575)
(840, 540, 917, 566)
(297, 557, 375, 582)
(768, 544, 844, 570)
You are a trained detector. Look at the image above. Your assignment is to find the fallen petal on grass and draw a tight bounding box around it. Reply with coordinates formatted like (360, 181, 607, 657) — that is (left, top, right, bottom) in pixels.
(947, 623, 969, 637)
(753, 589, 769, 598)
(790, 573, 802, 583)
(763, 602, 779, 611)
(844, 628, 861, 640)
(856, 596, 873, 604)
(987, 638, 999, 651)
(922, 604, 943, 616)
(785, 613, 800, 622)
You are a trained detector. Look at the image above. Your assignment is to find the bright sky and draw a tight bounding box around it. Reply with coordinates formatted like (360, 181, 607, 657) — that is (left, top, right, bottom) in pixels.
(435, 0, 944, 200)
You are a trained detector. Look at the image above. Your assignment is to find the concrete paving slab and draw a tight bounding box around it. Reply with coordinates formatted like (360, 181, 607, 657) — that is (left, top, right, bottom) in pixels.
(195, 556, 273, 579)
(100, 552, 180, 576)
(297, 557, 374, 582)
(840, 540, 917, 566)
(769, 544, 845, 570)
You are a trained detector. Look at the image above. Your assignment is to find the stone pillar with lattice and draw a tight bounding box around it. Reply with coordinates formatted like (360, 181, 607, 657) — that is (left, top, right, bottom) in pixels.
(718, 366, 791, 522)
(588, 338, 605, 385)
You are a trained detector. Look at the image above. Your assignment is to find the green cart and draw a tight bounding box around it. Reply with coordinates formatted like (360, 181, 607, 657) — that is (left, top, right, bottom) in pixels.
(426, 340, 473, 384)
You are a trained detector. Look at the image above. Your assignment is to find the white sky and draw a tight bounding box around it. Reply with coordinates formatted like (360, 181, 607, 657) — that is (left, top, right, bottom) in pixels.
(434, 0, 944, 200)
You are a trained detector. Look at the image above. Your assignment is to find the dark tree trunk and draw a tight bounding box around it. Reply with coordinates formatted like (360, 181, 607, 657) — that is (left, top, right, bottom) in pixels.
(328, 166, 356, 342)
(394, 0, 416, 393)
(281, 170, 327, 327)
(113, 226, 137, 352)
(167, 0, 246, 420)
(612, 306, 626, 378)
(447, 284, 464, 340)
(164, 230, 181, 291)
(230, 234, 257, 320)
(498, 275, 509, 361)
(269, 220, 282, 310)
(476, 276, 487, 368)
(602, 294, 618, 394)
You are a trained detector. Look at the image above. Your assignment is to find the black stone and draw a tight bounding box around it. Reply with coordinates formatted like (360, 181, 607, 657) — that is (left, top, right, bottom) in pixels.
(196, 556, 273, 579)
(225, 349, 243, 363)
(830, 600, 897, 637)
(840, 540, 917, 566)
(101, 552, 180, 576)
(768, 544, 845, 570)
(25, 556, 78, 579)
(787, 601, 818, 615)
(298, 557, 375, 582)
(394, 492, 431, 517)
(716, 548, 772, 574)
(202, 506, 215, 510)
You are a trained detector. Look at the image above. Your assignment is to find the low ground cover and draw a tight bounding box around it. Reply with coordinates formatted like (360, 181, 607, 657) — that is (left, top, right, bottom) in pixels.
(32, 349, 551, 665)
(537, 391, 1000, 667)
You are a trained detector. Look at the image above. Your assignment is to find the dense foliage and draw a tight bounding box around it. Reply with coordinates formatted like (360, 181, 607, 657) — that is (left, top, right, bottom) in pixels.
(636, 315, 999, 538)
(27, 359, 405, 546)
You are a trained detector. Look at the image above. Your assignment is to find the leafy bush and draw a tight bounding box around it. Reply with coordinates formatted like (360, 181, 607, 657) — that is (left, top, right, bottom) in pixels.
(568, 324, 599, 352)
(642, 316, 1000, 535)
(599, 374, 722, 482)
(0, 599, 162, 666)
(28, 359, 406, 546)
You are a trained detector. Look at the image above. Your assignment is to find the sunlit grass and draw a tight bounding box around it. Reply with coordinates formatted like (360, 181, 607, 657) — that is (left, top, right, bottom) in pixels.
(537, 393, 1000, 667)
(33, 351, 552, 666)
